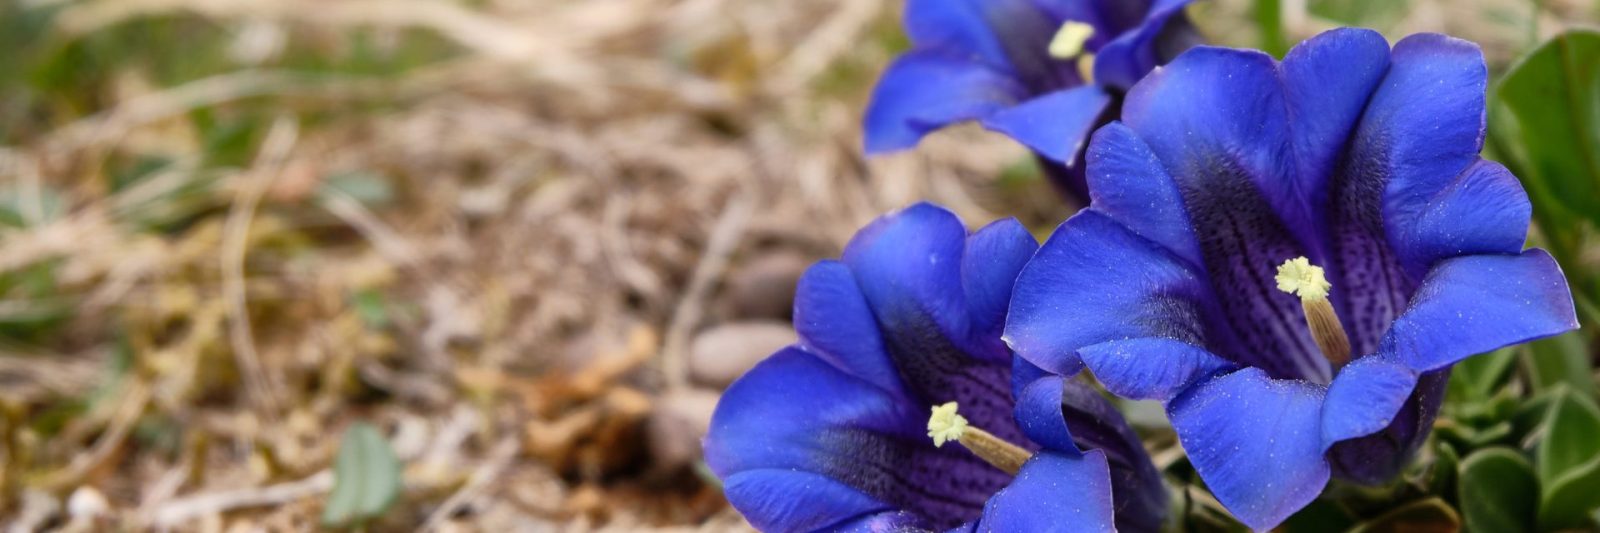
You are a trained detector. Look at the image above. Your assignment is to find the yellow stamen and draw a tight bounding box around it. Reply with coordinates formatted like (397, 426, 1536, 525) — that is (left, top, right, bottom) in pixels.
(1048, 21, 1096, 59)
(1275, 257, 1351, 370)
(927, 402, 968, 447)
(927, 402, 1030, 475)
(1275, 257, 1331, 301)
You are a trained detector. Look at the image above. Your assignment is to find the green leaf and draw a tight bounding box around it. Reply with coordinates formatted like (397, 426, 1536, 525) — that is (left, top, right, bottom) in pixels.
(1522, 331, 1596, 397)
(321, 171, 395, 206)
(0, 183, 64, 228)
(1498, 30, 1600, 230)
(1450, 348, 1519, 401)
(1307, 0, 1409, 28)
(0, 259, 71, 342)
(1458, 447, 1538, 533)
(352, 289, 390, 328)
(322, 422, 402, 528)
(1253, 0, 1288, 58)
(1346, 497, 1460, 533)
(1543, 467, 1600, 532)
(1512, 390, 1560, 446)
(1431, 442, 1461, 502)
(1536, 390, 1600, 529)
(1280, 497, 1355, 533)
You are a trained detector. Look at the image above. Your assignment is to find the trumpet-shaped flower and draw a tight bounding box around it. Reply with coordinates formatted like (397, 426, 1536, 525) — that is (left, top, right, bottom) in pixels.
(705, 203, 1166, 532)
(864, 0, 1202, 199)
(1003, 29, 1579, 530)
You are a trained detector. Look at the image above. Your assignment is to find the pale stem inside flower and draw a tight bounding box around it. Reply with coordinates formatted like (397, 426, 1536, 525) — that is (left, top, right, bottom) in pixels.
(927, 402, 1031, 475)
(1275, 257, 1352, 371)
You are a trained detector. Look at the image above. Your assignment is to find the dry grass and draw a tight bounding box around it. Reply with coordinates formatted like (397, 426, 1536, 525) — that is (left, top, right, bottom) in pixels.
(0, 0, 1592, 530)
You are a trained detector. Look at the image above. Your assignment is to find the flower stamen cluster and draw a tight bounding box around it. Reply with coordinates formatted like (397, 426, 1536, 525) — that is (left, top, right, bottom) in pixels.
(1276, 257, 1352, 370)
(1048, 21, 1098, 83)
(927, 402, 1031, 475)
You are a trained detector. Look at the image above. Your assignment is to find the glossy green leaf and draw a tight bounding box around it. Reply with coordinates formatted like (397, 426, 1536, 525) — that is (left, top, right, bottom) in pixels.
(1522, 331, 1596, 397)
(1346, 497, 1460, 533)
(1458, 447, 1538, 533)
(1280, 497, 1355, 533)
(1431, 442, 1461, 502)
(1542, 466, 1600, 532)
(1536, 390, 1600, 529)
(0, 259, 71, 343)
(1254, 0, 1288, 58)
(1499, 30, 1600, 230)
(1513, 390, 1560, 448)
(1451, 348, 1519, 402)
(322, 422, 402, 528)
(321, 171, 395, 206)
(1307, 0, 1409, 28)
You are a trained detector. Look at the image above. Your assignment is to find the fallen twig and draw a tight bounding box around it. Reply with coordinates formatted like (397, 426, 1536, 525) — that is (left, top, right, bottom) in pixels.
(657, 190, 754, 391)
(144, 471, 334, 527)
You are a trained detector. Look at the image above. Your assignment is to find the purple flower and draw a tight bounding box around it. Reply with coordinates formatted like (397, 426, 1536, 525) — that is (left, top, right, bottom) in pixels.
(863, 0, 1201, 199)
(704, 203, 1166, 532)
(1003, 29, 1579, 530)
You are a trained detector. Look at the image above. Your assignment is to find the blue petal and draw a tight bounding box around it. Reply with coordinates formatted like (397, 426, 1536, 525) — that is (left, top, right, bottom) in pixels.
(1093, 0, 1197, 89)
(723, 470, 901, 532)
(1320, 353, 1417, 449)
(1324, 366, 1449, 484)
(969, 0, 1087, 91)
(1280, 28, 1391, 247)
(1121, 45, 1331, 382)
(843, 202, 974, 354)
(1168, 368, 1330, 531)
(840, 203, 1030, 446)
(1015, 376, 1083, 453)
(1384, 250, 1577, 372)
(1120, 45, 1299, 245)
(961, 217, 1038, 354)
(1012, 356, 1052, 401)
(1057, 378, 1171, 531)
(1030, 0, 1110, 42)
(979, 86, 1111, 164)
(1088, 0, 1155, 32)
(834, 511, 934, 533)
(1040, 157, 1091, 205)
(1327, 33, 1488, 353)
(1005, 211, 1217, 376)
(707, 348, 1010, 530)
(1016, 376, 1169, 529)
(864, 51, 1026, 154)
(1361, 34, 1487, 224)
(1083, 122, 1203, 267)
(903, 0, 1011, 68)
(794, 261, 907, 395)
(1390, 159, 1531, 277)
(976, 450, 1117, 533)
(707, 348, 921, 477)
(1078, 338, 1235, 402)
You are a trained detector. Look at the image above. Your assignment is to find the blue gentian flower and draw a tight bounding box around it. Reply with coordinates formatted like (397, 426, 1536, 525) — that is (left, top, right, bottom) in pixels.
(863, 0, 1202, 199)
(704, 202, 1167, 532)
(1003, 29, 1579, 530)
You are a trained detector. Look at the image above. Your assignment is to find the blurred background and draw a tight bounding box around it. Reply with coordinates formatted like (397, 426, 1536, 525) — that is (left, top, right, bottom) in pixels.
(0, 0, 1596, 530)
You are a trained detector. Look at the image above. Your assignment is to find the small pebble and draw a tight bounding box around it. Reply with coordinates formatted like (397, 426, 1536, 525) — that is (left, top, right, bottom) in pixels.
(67, 486, 109, 519)
(722, 251, 810, 320)
(688, 321, 795, 388)
(647, 388, 722, 469)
